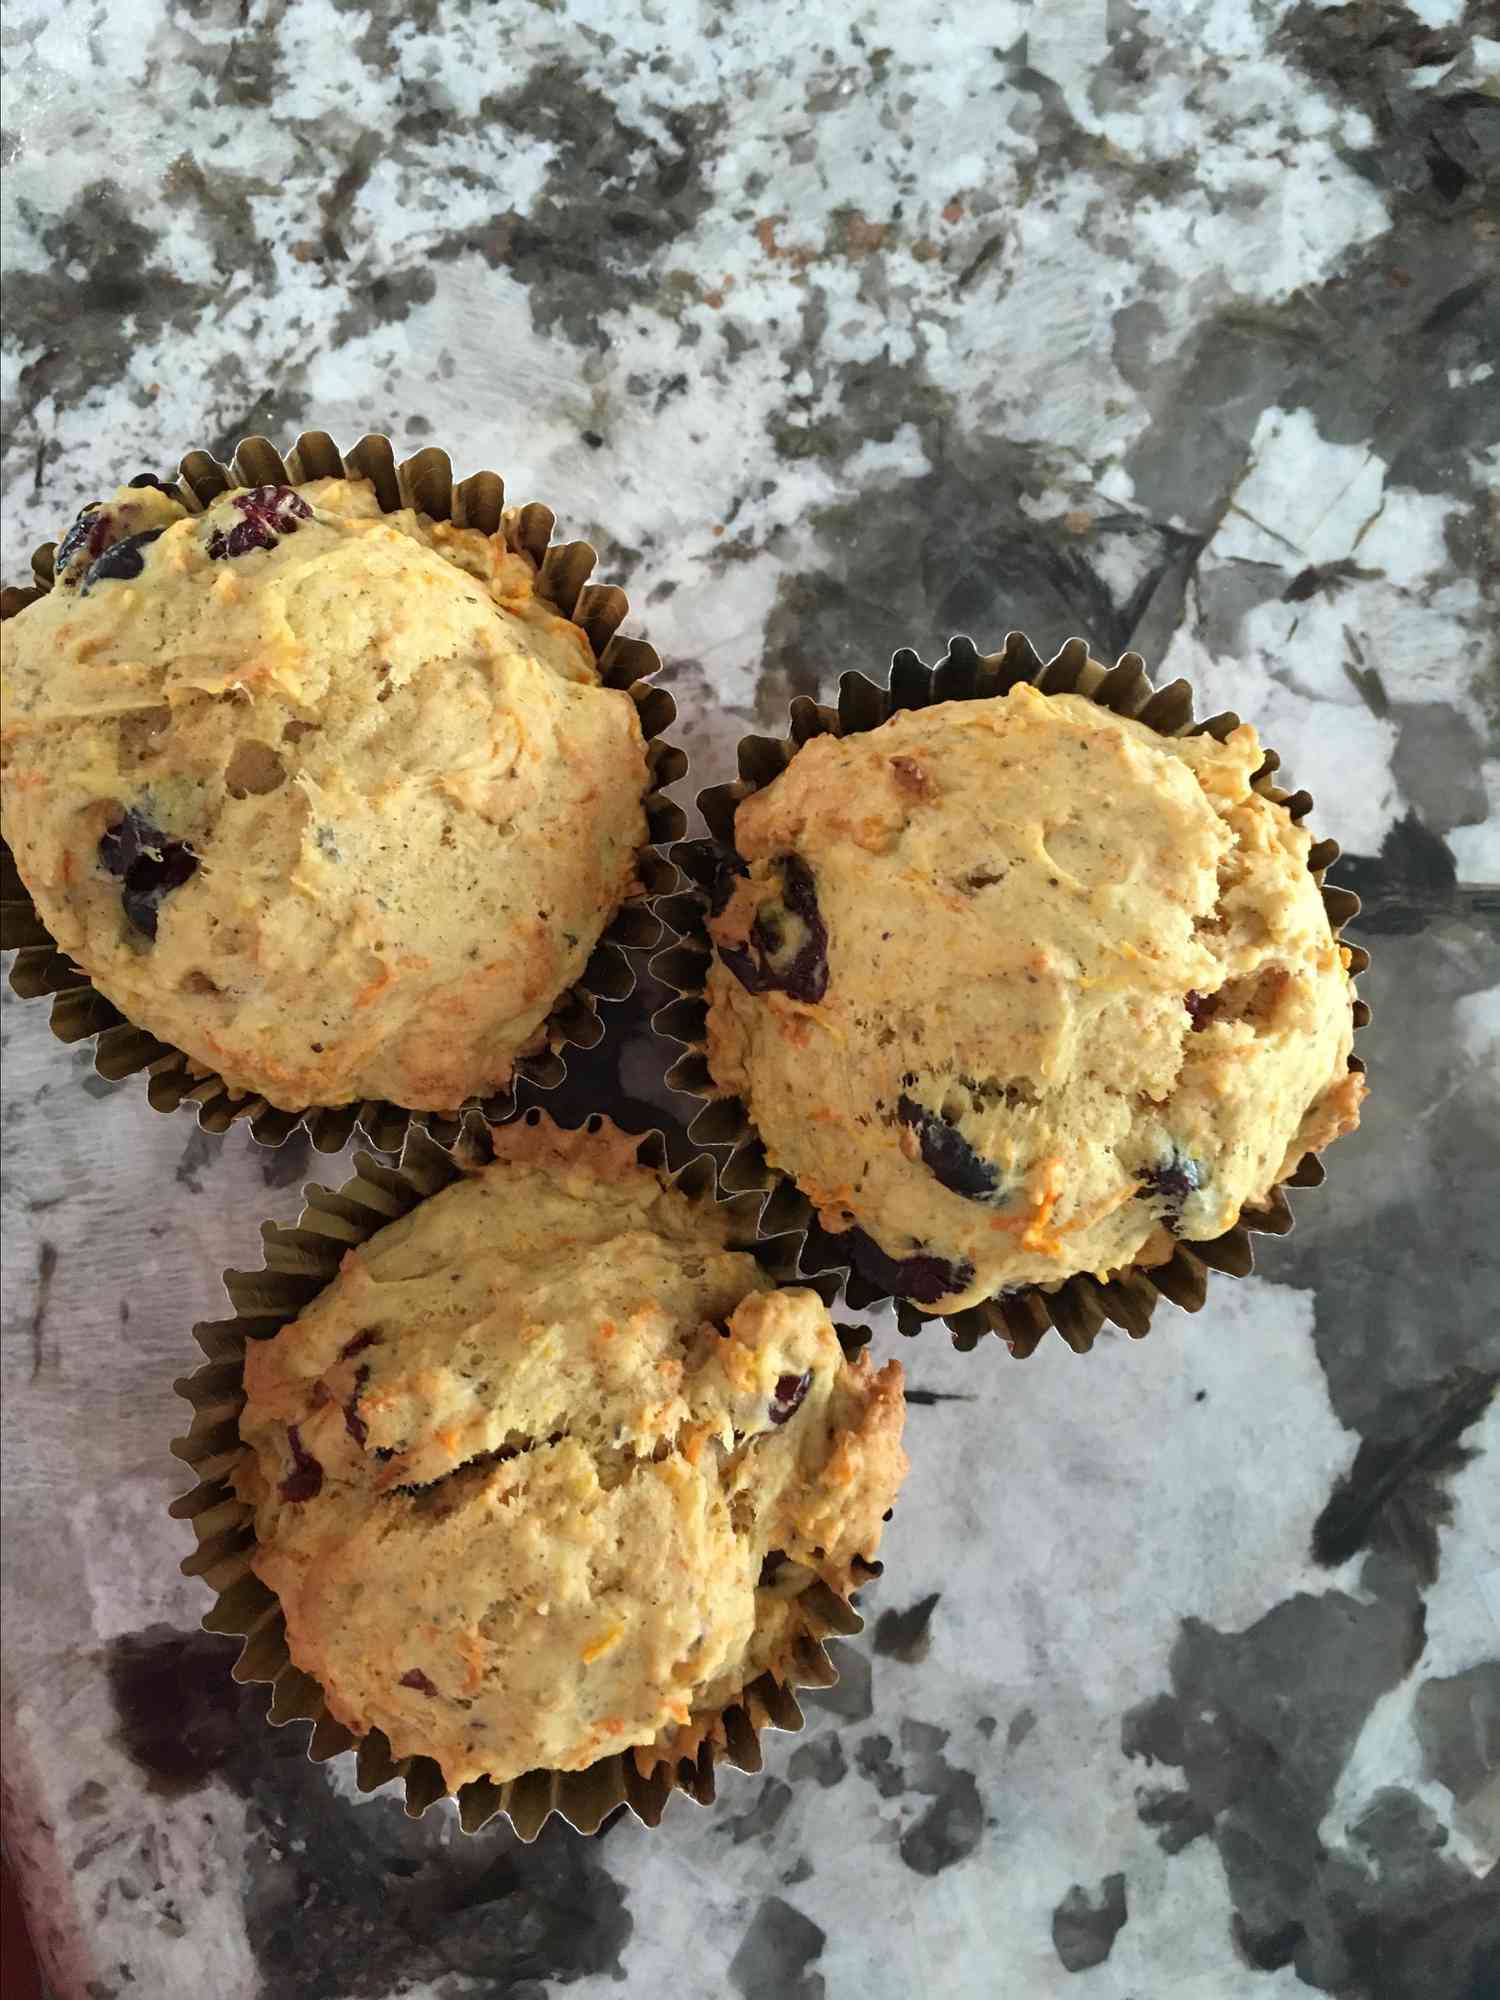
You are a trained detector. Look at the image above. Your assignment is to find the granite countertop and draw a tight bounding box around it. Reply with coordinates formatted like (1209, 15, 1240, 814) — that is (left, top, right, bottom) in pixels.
(3, 3, 1498, 1996)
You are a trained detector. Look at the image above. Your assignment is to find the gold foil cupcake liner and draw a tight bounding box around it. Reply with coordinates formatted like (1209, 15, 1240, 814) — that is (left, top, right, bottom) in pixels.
(650, 632, 1370, 1357)
(169, 1110, 881, 1839)
(1, 432, 687, 1152)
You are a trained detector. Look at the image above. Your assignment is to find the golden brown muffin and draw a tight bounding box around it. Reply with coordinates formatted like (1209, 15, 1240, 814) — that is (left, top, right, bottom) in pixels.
(234, 1121, 907, 1789)
(0, 477, 649, 1109)
(705, 684, 1364, 1312)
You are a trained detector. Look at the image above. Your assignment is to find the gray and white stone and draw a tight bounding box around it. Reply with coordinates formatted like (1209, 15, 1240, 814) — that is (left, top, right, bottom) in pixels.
(2, 2, 1497, 1996)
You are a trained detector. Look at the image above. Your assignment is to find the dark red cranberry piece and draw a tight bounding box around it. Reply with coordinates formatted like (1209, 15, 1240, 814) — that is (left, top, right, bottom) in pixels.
(54, 505, 116, 583)
(399, 1668, 438, 1696)
(279, 1425, 323, 1502)
(718, 853, 829, 1004)
(206, 483, 312, 561)
(98, 807, 199, 940)
(79, 528, 165, 594)
(1184, 990, 1217, 1030)
(343, 1364, 371, 1448)
(1138, 1148, 1204, 1234)
(769, 1371, 812, 1425)
(338, 1330, 378, 1360)
(896, 1094, 1004, 1202)
(846, 1228, 975, 1306)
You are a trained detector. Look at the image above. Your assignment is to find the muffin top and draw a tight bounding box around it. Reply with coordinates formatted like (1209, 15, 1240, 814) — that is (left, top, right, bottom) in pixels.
(705, 684, 1364, 1312)
(0, 477, 648, 1110)
(235, 1120, 907, 1789)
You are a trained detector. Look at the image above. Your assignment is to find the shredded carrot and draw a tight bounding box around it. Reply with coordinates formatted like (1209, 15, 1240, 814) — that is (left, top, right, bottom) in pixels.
(1021, 1158, 1066, 1254)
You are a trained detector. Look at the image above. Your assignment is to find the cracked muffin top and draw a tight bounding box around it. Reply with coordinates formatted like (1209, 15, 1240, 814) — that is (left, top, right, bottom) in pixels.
(234, 1120, 907, 1790)
(0, 476, 649, 1110)
(704, 684, 1364, 1312)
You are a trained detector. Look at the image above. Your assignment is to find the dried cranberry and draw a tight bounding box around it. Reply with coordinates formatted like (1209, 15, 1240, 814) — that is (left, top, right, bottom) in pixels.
(80, 528, 165, 594)
(343, 1364, 371, 1448)
(338, 1330, 378, 1360)
(896, 1093, 1004, 1202)
(279, 1425, 323, 1502)
(54, 506, 116, 584)
(718, 853, 829, 1004)
(399, 1668, 438, 1696)
(206, 483, 311, 561)
(1184, 990, 1217, 1030)
(1138, 1148, 1204, 1234)
(846, 1228, 975, 1306)
(769, 1371, 812, 1425)
(98, 807, 199, 940)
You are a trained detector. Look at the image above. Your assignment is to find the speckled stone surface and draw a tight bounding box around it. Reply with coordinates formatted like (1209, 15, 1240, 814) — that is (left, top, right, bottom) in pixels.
(3, 4, 1498, 1997)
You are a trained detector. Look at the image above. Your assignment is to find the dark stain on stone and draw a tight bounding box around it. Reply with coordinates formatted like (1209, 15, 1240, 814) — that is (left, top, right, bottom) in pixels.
(105, 1626, 246, 1797)
(260, 1126, 315, 1192)
(332, 265, 438, 346)
(431, 61, 719, 351)
(803, 1639, 873, 1725)
(1414, 1662, 1500, 1807)
(203, 383, 315, 470)
(728, 1896, 826, 2000)
(1115, 1552, 1500, 1988)
(850, 1720, 984, 1875)
(756, 427, 1204, 719)
(853, 1730, 905, 1800)
(1283, 557, 1380, 602)
(162, 152, 276, 286)
(1313, 1366, 1497, 1583)
(1005, 1706, 1037, 1751)
(1391, 703, 1491, 837)
(5, 182, 209, 422)
(1051, 1873, 1128, 1973)
(316, 130, 382, 266)
(787, 1731, 847, 1789)
(1268, 912, 1500, 1438)
(1343, 659, 1391, 719)
(903, 1386, 978, 1406)
(894, 1719, 984, 1878)
(716, 1777, 794, 1846)
(174, 1126, 217, 1193)
(1119, 22, 1498, 557)
(781, 1855, 815, 1887)
(873, 1591, 941, 1663)
(211, 24, 287, 110)
(1334, 813, 1459, 936)
(103, 1625, 633, 1996)
(28, 1238, 58, 1382)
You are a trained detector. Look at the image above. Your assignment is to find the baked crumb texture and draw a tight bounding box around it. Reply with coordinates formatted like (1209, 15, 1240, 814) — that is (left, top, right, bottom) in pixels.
(1, 439, 683, 1142)
(174, 1116, 905, 1832)
(655, 640, 1367, 1351)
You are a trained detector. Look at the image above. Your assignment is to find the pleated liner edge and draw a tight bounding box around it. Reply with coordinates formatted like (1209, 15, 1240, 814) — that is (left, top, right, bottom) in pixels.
(648, 632, 1370, 1359)
(168, 1109, 883, 1840)
(0, 430, 688, 1152)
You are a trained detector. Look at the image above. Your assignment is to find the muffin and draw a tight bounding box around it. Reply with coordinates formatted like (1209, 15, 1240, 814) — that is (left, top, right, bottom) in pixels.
(702, 680, 1365, 1316)
(231, 1119, 907, 1792)
(1, 474, 650, 1111)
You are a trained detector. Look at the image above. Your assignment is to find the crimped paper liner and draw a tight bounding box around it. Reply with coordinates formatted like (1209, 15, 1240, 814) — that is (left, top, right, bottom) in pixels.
(168, 1111, 883, 1840)
(0, 432, 687, 1152)
(650, 633, 1370, 1358)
